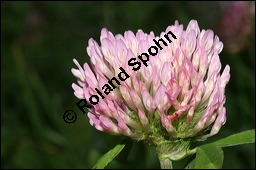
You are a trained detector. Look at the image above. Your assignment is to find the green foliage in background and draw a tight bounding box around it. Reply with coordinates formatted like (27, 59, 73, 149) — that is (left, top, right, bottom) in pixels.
(1, 1, 255, 169)
(92, 130, 255, 169)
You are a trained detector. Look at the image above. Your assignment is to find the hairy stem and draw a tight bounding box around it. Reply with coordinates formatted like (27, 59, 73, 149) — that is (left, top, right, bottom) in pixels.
(156, 139, 196, 169)
(159, 157, 173, 169)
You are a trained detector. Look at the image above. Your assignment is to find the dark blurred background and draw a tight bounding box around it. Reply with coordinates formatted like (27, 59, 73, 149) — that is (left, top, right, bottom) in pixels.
(1, 1, 255, 169)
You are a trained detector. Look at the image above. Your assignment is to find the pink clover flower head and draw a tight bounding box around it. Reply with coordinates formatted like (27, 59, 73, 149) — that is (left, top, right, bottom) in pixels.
(72, 20, 230, 143)
(218, 1, 255, 53)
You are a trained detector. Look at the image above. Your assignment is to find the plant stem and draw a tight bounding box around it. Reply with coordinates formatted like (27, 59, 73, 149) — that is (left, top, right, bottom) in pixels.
(159, 157, 173, 169)
(156, 139, 196, 169)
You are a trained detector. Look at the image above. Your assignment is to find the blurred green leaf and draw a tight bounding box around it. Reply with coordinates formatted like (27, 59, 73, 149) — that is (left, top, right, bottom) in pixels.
(213, 129, 255, 147)
(185, 159, 195, 169)
(92, 143, 125, 169)
(195, 144, 223, 169)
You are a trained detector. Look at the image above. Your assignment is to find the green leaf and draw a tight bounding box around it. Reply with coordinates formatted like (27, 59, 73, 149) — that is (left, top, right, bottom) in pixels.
(92, 144, 125, 169)
(195, 144, 223, 169)
(213, 129, 255, 147)
(185, 159, 195, 169)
